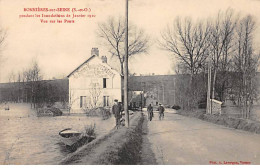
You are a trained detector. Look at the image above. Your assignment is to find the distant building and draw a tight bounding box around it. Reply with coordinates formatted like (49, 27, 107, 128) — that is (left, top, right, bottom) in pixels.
(128, 72, 260, 108)
(67, 48, 121, 113)
(128, 75, 179, 107)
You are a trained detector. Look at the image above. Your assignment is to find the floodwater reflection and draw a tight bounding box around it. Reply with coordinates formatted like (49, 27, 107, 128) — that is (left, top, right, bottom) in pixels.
(0, 103, 115, 165)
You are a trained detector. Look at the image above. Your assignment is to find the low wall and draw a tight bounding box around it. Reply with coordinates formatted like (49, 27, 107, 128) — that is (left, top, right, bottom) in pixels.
(60, 112, 144, 165)
(210, 99, 222, 114)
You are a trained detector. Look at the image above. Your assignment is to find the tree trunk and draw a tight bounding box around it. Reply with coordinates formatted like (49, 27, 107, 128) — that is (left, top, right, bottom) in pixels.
(189, 72, 193, 110)
(212, 68, 217, 99)
(120, 63, 124, 102)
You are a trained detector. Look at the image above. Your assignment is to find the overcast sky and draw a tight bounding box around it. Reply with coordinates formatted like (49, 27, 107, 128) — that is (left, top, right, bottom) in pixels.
(0, 0, 260, 83)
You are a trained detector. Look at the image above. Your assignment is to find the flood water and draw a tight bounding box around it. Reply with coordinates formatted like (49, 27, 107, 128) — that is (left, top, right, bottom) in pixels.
(0, 103, 115, 165)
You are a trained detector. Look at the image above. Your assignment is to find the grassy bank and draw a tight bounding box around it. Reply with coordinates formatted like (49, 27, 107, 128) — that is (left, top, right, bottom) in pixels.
(178, 110, 260, 134)
(140, 117, 157, 165)
(60, 112, 144, 165)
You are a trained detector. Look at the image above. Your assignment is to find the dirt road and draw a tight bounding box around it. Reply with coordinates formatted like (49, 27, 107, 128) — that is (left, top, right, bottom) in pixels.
(144, 109, 260, 165)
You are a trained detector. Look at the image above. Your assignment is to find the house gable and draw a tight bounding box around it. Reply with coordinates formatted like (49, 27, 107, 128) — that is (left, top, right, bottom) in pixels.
(67, 55, 120, 79)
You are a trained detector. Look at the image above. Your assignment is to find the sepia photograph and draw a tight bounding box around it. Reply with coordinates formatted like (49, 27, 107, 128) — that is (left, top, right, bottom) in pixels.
(0, 0, 260, 165)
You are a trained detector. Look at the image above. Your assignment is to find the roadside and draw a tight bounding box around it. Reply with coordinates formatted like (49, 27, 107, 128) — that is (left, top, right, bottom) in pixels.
(145, 110, 260, 164)
(178, 109, 260, 134)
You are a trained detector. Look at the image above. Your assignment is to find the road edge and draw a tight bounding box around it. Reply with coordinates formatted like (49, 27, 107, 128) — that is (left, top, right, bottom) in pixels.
(177, 110, 260, 134)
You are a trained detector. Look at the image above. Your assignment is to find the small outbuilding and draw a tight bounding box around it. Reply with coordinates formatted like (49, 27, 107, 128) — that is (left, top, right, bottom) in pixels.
(210, 99, 222, 114)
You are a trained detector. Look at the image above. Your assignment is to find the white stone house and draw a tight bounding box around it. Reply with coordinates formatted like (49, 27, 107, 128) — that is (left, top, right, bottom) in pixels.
(67, 48, 121, 113)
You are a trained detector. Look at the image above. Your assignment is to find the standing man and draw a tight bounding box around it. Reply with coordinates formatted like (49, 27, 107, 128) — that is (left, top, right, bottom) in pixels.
(158, 104, 165, 120)
(147, 104, 153, 121)
(112, 99, 122, 129)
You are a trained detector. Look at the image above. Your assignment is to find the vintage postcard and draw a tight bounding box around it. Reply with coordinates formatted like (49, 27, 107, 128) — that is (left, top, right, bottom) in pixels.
(0, 0, 260, 165)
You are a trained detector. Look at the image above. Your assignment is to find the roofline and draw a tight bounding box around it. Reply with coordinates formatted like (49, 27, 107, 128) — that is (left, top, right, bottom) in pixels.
(67, 55, 121, 78)
(67, 55, 96, 78)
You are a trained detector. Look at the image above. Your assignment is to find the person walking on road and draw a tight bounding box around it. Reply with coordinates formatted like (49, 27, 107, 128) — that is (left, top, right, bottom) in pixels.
(147, 104, 153, 121)
(158, 104, 165, 120)
(112, 99, 122, 129)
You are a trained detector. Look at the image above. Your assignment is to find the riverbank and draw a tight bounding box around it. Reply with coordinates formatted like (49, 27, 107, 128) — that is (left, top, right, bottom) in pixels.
(60, 112, 144, 165)
(177, 110, 260, 134)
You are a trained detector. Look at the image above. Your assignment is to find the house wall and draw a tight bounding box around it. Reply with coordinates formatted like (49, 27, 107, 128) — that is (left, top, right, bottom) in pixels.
(68, 56, 121, 113)
(145, 90, 159, 106)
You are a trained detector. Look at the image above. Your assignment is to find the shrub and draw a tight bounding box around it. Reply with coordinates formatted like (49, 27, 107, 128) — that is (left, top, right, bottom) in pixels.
(86, 107, 111, 120)
(84, 123, 96, 137)
(172, 105, 181, 110)
(198, 102, 206, 109)
(165, 105, 171, 108)
(37, 107, 62, 116)
(49, 107, 63, 116)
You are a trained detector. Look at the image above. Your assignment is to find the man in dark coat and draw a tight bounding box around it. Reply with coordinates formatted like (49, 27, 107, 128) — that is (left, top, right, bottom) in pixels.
(147, 104, 153, 121)
(112, 99, 122, 129)
(158, 104, 165, 120)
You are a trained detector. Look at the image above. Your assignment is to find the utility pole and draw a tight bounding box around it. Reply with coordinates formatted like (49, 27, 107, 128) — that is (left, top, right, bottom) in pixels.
(124, 0, 129, 128)
(141, 82, 145, 111)
(207, 59, 212, 114)
(140, 91, 142, 111)
(174, 78, 176, 105)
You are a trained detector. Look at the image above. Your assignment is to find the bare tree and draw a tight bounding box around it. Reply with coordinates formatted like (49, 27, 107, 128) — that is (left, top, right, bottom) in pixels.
(233, 15, 259, 119)
(23, 60, 42, 108)
(97, 16, 149, 100)
(6, 71, 27, 103)
(89, 82, 101, 108)
(0, 26, 7, 82)
(68, 89, 79, 114)
(209, 9, 238, 100)
(159, 17, 211, 108)
(16, 71, 24, 103)
(0, 27, 6, 55)
(7, 71, 16, 102)
(160, 17, 211, 76)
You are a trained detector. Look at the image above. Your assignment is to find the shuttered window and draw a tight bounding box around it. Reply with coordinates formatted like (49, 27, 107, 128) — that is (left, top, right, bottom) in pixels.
(103, 78, 107, 88)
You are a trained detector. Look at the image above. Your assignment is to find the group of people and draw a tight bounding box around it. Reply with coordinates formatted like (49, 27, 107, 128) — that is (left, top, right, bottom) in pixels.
(147, 103, 165, 121)
(112, 99, 166, 129)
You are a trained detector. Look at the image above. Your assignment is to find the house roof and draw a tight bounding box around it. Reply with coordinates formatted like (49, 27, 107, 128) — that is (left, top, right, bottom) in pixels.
(67, 55, 95, 78)
(67, 55, 120, 78)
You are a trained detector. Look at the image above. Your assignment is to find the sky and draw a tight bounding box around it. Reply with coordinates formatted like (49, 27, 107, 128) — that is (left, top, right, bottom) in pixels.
(0, 0, 260, 83)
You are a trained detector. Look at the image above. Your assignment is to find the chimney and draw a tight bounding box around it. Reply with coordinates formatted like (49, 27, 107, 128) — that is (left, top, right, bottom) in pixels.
(91, 48, 99, 56)
(101, 56, 107, 63)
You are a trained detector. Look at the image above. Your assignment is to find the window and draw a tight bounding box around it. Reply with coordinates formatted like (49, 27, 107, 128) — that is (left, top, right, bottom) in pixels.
(80, 96, 86, 108)
(103, 96, 109, 107)
(103, 78, 107, 88)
